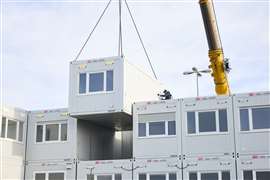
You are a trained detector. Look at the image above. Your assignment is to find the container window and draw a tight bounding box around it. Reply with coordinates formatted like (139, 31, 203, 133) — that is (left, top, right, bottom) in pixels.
(219, 109, 228, 132)
(61, 123, 67, 141)
(198, 111, 216, 132)
(139, 174, 147, 180)
(48, 172, 65, 180)
(35, 173, 46, 180)
(18, 121, 24, 142)
(252, 107, 270, 129)
(89, 72, 104, 92)
(149, 174, 166, 180)
(87, 175, 94, 180)
(168, 121, 176, 135)
(45, 124, 59, 141)
(115, 174, 122, 180)
(187, 112, 196, 134)
(189, 172, 197, 180)
(97, 175, 112, 180)
(201, 172, 218, 180)
(256, 171, 270, 180)
(1, 117, 6, 137)
(138, 123, 146, 137)
(243, 171, 253, 180)
(169, 173, 177, 180)
(7, 120, 17, 140)
(149, 121, 166, 135)
(222, 171, 230, 180)
(36, 125, 43, 142)
(240, 109, 249, 131)
(79, 73, 87, 94)
(106, 70, 114, 91)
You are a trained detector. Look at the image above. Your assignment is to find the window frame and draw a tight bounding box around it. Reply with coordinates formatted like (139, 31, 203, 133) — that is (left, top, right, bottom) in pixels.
(137, 172, 177, 180)
(188, 171, 230, 180)
(239, 106, 270, 133)
(86, 173, 122, 180)
(33, 171, 66, 180)
(78, 70, 114, 95)
(242, 169, 270, 180)
(0, 116, 24, 143)
(35, 121, 68, 144)
(186, 109, 229, 136)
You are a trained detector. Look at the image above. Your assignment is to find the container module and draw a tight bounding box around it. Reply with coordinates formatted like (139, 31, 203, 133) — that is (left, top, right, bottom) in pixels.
(68, 56, 163, 130)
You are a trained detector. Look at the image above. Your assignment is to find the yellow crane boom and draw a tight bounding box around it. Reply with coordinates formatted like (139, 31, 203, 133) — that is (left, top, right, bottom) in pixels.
(199, 0, 230, 95)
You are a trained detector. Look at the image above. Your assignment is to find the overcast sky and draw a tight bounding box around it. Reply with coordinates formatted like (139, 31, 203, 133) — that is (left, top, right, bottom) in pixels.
(2, 0, 269, 110)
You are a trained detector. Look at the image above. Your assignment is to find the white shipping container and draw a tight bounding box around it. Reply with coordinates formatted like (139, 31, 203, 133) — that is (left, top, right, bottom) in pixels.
(183, 156, 236, 180)
(77, 159, 132, 180)
(233, 92, 270, 155)
(181, 96, 235, 157)
(69, 56, 163, 130)
(133, 99, 180, 159)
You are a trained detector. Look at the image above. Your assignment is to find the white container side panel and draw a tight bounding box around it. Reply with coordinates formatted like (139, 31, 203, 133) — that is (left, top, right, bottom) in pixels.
(123, 60, 163, 114)
(69, 57, 124, 116)
(183, 156, 236, 180)
(25, 160, 76, 180)
(133, 100, 180, 159)
(26, 109, 77, 161)
(237, 154, 270, 180)
(2, 156, 24, 180)
(133, 157, 181, 180)
(181, 96, 235, 157)
(77, 159, 132, 180)
(233, 92, 270, 155)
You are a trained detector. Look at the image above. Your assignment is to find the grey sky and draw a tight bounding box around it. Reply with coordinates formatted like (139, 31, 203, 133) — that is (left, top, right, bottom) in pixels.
(2, 0, 269, 110)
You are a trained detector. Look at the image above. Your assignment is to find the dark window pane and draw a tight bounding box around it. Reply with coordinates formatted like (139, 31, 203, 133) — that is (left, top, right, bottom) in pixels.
(240, 109, 249, 131)
(168, 121, 176, 135)
(45, 124, 59, 141)
(256, 171, 270, 180)
(201, 173, 218, 180)
(35, 173, 46, 180)
(199, 111, 216, 132)
(219, 109, 228, 132)
(189, 172, 197, 180)
(138, 123, 146, 137)
(7, 120, 17, 140)
(79, 73, 86, 94)
(187, 112, 196, 134)
(243, 171, 253, 180)
(139, 174, 146, 180)
(252, 107, 270, 129)
(169, 173, 177, 180)
(1, 117, 6, 137)
(18, 122, 24, 142)
(36, 125, 43, 142)
(61, 123, 67, 141)
(87, 174, 94, 180)
(48, 173, 64, 180)
(115, 174, 122, 180)
(97, 175, 112, 180)
(106, 70, 113, 91)
(222, 171, 230, 180)
(150, 174, 166, 180)
(89, 72, 104, 92)
(149, 121, 165, 135)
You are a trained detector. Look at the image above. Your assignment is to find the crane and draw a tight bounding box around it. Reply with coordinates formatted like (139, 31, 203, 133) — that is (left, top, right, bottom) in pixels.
(199, 0, 230, 95)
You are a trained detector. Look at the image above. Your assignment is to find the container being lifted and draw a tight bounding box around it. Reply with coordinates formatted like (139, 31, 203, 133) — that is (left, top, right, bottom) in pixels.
(69, 56, 163, 130)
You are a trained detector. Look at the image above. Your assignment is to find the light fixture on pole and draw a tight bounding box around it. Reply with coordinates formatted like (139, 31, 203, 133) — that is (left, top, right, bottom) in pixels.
(183, 67, 211, 96)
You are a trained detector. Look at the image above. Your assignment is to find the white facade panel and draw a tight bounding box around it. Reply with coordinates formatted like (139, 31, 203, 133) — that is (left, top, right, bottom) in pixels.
(134, 157, 180, 180)
(77, 159, 132, 180)
(181, 96, 235, 157)
(26, 109, 77, 161)
(233, 92, 270, 155)
(183, 156, 236, 180)
(133, 100, 180, 159)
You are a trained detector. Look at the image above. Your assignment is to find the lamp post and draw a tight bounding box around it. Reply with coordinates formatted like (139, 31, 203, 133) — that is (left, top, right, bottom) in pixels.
(183, 67, 211, 96)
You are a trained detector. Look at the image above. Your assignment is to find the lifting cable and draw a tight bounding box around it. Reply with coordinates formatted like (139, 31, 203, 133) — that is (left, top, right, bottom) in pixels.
(73, 0, 112, 61)
(124, 0, 158, 80)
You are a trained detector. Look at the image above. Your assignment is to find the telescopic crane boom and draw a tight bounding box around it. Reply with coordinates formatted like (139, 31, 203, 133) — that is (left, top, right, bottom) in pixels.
(199, 0, 230, 95)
